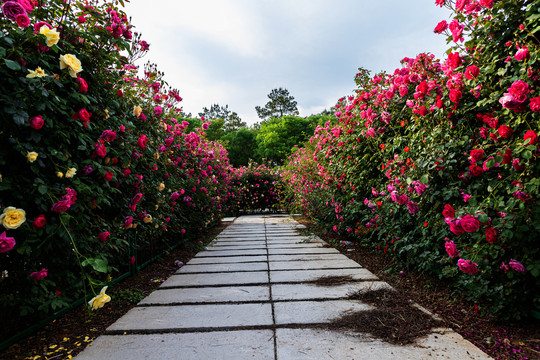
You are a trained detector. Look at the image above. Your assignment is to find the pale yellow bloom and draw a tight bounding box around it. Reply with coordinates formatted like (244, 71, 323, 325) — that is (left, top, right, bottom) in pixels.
(157, 182, 165, 191)
(104, 109, 109, 119)
(88, 286, 111, 311)
(143, 215, 152, 223)
(133, 106, 142, 117)
(26, 151, 38, 163)
(59, 54, 82, 78)
(57, 172, 64, 178)
(39, 26, 60, 47)
(0, 207, 26, 230)
(65, 168, 77, 178)
(26, 67, 47, 78)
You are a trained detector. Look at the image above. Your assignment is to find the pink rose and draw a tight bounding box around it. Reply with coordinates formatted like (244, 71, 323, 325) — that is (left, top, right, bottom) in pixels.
(1, 1, 26, 21)
(202, 122, 209, 130)
(76, 77, 88, 92)
(93, 143, 107, 158)
(124, 216, 133, 228)
(485, 227, 498, 243)
(509, 259, 526, 273)
(445, 240, 459, 258)
(514, 47, 530, 61)
(524, 130, 538, 145)
(15, 13, 30, 27)
(138, 134, 148, 150)
(29, 115, 44, 129)
(449, 221, 464, 235)
(442, 204, 455, 218)
(104, 171, 113, 182)
(170, 191, 180, 201)
(449, 89, 462, 103)
(460, 215, 480, 232)
(100, 130, 117, 142)
(449, 20, 464, 42)
(529, 97, 540, 112)
(508, 80, 530, 102)
(434, 20, 448, 34)
(154, 106, 162, 116)
(30, 268, 48, 281)
(499, 93, 523, 110)
(0, 232, 16, 253)
(51, 200, 72, 213)
(457, 259, 478, 274)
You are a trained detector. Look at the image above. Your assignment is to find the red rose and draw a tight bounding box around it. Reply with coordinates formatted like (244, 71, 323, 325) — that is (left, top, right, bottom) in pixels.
(508, 80, 530, 102)
(498, 125, 513, 138)
(442, 204, 455, 218)
(138, 134, 148, 150)
(460, 215, 480, 232)
(449, 221, 464, 235)
(117, 89, 124, 97)
(78, 15, 86, 23)
(502, 149, 513, 164)
(470, 149, 484, 162)
(78, 108, 91, 123)
(29, 115, 44, 129)
(104, 171, 113, 181)
(469, 165, 484, 176)
(93, 143, 107, 158)
(98, 231, 110, 243)
(76, 77, 88, 92)
(523, 130, 538, 145)
(464, 65, 480, 80)
(434, 20, 448, 34)
(15, 13, 30, 28)
(449, 89, 462, 103)
(530, 97, 540, 112)
(485, 227, 498, 243)
(32, 214, 46, 230)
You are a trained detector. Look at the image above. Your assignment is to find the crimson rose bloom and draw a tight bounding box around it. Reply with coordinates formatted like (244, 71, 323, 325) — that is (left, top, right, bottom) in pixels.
(442, 204, 455, 218)
(509, 259, 526, 273)
(434, 20, 448, 33)
(508, 80, 530, 102)
(76, 77, 88, 92)
(470, 149, 484, 162)
(449, 89, 462, 103)
(93, 143, 107, 158)
(514, 46, 530, 61)
(51, 200, 71, 213)
(464, 65, 480, 80)
(530, 97, 540, 112)
(485, 227, 498, 243)
(104, 171, 113, 182)
(445, 240, 459, 258)
(30, 268, 48, 281)
(449, 221, 464, 235)
(523, 130, 538, 145)
(457, 259, 478, 274)
(498, 125, 513, 138)
(138, 134, 148, 150)
(0, 232, 16, 253)
(29, 115, 44, 129)
(98, 231, 110, 243)
(15, 13, 30, 27)
(469, 165, 483, 176)
(460, 215, 480, 232)
(32, 214, 46, 230)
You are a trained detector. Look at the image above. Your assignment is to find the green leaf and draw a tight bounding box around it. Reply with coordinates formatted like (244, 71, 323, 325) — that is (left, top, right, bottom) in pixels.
(38, 185, 48, 195)
(4, 59, 21, 71)
(495, 155, 504, 164)
(522, 150, 532, 160)
(82, 258, 109, 273)
(420, 174, 429, 185)
(478, 214, 489, 224)
(486, 158, 495, 169)
(13, 111, 28, 125)
(0, 47, 6, 57)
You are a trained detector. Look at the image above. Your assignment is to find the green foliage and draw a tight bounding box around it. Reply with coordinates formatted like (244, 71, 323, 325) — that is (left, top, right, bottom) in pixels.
(255, 87, 299, 120)
(222, 128, 258, 167)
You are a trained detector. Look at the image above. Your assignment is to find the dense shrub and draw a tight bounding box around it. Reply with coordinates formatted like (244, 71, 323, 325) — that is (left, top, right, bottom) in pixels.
(281, 0, 539, 319)
(0, 0, 237, 336)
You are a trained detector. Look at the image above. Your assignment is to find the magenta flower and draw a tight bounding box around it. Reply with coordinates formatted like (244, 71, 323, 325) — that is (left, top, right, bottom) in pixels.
(30, 268, 48, 281)
(1, 1, 27, 21)
(449, 20, 464, 42)
(0, 232, 16, 253)
(457, 259, 478, 274)
(509, 259, 526, 273)
(445, 240, 459, 258)
(514, 46, 530, 61)
(98, 231, 110, 243)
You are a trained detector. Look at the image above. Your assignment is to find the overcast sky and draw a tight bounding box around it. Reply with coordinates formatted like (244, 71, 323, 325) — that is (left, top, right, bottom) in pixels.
(122, 1, 453, 125)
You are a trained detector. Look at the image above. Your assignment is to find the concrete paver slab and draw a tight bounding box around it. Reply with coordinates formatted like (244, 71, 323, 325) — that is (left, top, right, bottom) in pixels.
(75, 330, 274, 360)
(274, 300, 373, 325)
(272, 281, 392, 301)
(270, 268, 379, 283)
(270, 259, 362, 271)
(268, 247, 339, 255)
(161, 271, 268, 287)
(186, 256, 267, 265)
(269, 253, 351, 262)
(108, 303, 273, 331)
(177, 262, 268, 273)
(266, 243, 325, 248)
(140, 285, 270, 304)
(205, 244, 268, 250)
(275, 328, 492, 360)
(195, 249, 267, 257)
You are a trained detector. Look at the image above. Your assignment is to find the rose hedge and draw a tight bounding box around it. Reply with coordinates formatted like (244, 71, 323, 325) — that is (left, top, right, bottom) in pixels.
(0, 0, 242, 337)
(281, 0, 539, 319)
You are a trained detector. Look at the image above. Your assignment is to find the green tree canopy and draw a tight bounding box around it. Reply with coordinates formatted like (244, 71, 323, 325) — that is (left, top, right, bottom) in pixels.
(255, 88, 299, 120)
(198, 104, 246, 134)
(223, 128, 259, 167)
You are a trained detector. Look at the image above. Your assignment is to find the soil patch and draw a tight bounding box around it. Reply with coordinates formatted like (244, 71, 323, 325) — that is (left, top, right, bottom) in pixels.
(309, 275, 355, 286)
(293, 215, 540, 360)
(1, 222, 229, 360)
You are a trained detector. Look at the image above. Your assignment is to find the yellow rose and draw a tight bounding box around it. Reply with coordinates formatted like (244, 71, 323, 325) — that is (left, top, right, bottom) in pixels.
(65, 168, 77, 178)
(88, 286, 111, 311)
(26, 67, 47, 78)
(133, 106, 142, 117)
(0, 207, 26, 230)
(157, 183, 165, 191)
(143, 215, 152, 223)
(26, 151, 38, 163)
(104, 109, 109, 119)
(59, 54, 82, 78)
(39, 26, 60, 47)
(57, 172, 64, 178)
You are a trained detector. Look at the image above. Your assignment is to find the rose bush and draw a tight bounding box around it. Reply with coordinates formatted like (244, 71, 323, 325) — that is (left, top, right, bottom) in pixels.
(281, 0, 539, 319)
(0, 0, 244, 339)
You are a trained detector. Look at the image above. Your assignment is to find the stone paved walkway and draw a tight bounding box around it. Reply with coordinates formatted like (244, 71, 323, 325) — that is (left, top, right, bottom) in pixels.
(75, 214, 491, 359)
